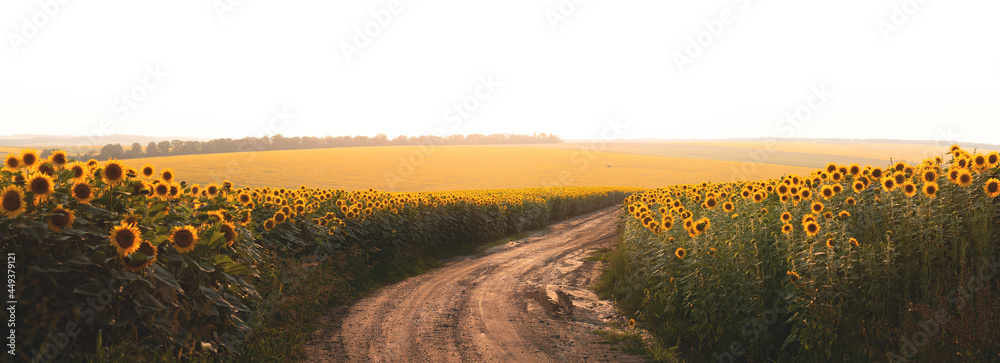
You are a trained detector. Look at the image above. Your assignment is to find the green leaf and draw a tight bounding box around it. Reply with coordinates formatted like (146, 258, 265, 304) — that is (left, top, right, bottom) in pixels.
(152, 264, 184, 292)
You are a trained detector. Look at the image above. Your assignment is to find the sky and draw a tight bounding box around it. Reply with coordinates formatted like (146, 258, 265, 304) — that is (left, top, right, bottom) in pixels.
(1, 1, 999, 144)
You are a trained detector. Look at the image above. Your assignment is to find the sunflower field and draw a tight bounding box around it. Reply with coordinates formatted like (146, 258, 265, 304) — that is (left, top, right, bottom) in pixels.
(0, 148, 636, 361)
(603, 146, 1000, 362)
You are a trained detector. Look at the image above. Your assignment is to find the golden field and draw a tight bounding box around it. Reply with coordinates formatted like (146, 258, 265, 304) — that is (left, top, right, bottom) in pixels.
(121, 144, 819, 192)
(518, 141, 998, 170)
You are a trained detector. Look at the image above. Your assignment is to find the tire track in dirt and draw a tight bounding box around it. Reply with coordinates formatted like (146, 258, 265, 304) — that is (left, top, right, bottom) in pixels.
(304, 207, 645, 362)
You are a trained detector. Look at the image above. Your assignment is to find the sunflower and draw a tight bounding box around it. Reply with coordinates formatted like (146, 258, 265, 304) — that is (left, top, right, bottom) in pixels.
(804, 221, 820, 236)
(36, 160, 57, 176)
(826, 163, 838, 174)
(782, 223, 793, 234)
(849, 238, 859, 247)
(838, 210, 850, 218)
(86, 159, 99, 169)
(69, 181, 95, 204)
(849, 164, 861, 176)
(922, 170, 938, 183)
(820, 186, 834, 199)
(956, 169, 973, 187)
(922, 182, 938, 198)
(169, 226, 199, 253)
(2, 154, 20, 171)
(109, 222, 142, 257)
(800, 189, 812, 199)
(871, 168, 883, 180)
(167, 183, 181, 199)
(207, 210, 226, 222)
(46, 204, 75, 232)
(219, 222, 238, 247)
(140, 164, 155, 178)
(675, 247, 687, 259)
(67, 162, 89, 181)
(846, 197, 856, 205)
(123, 212, 141, 226)
(0, 186, 26, 218)
(19, 148, 39, 169)
(123, 241, 157, 272)
(973, 154, 988, 170)
(881, 177, 896, 192)
(893, 173, 907, 186)
(811, 201, 824, 214)
(825, 238, 835, 248)
(161, 168, 175, 183)
(708, 247, 717, 256)
(902, 182, 917, 197)
(704, 197, 717, 209)
(27, 172, 55, 201)
(263, 218, 276, 231)
(190, 184, 201, 196)
(628, 319, 636, 329)
(206, 184, 220, 197)
(832, 184, 843, 194)
(49, 150, 68, 167)
(102, 160, 127, 185)
(238, 192, 252, 205)
(988, 152, 999, 168)
(153, 182, 170, 199)
(948, 168, 962, 183)
(273, 211, 287, 224)
(985, 178, 1000, 198)
(787, 270, 801, 282)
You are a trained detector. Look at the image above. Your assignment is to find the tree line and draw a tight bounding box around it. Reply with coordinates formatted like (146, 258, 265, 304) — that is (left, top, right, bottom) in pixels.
(58, 133, 562, 161)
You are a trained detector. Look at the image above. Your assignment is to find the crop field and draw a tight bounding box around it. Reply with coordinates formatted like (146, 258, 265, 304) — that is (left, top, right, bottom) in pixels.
(519, 141, 999, 170)
(0, 150, 639, 361)
(121, 144, 819, 192)
(602, 146, 1000, 361)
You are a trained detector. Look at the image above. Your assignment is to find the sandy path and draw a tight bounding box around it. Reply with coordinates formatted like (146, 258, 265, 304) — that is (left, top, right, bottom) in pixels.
(303, 207, 645, 362)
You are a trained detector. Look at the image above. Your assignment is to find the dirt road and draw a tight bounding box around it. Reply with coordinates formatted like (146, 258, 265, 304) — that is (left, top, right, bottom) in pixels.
(303, 207, 645, 362)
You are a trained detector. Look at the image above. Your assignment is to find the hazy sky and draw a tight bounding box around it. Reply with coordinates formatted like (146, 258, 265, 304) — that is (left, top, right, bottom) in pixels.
(2, 1, 998, 144)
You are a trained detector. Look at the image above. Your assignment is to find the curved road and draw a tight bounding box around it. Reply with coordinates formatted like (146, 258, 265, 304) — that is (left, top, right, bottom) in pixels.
(304, 207, 644, 362)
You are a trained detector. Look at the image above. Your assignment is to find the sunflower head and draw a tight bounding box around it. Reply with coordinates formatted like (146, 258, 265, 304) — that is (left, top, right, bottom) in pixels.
(70, 182, 96, 204)
(169, 226, 199, 254)
(675, 247, 687, 259)
(782, 223, 793, 234)
(825, 238, 835, 248)
(902, 182, 917, 197)
(141, 164, 155, 178)
(811, 201, 824, 214)
(109, 223, 142, 257)
(956, 169, 973, 187)
(849, 238, 859, 247)
(102, 160, 127, 185)
(846, 197, 856, 205)
(2, 154, 20, 171)
(804, 221, 821, 236)
(1, 186, 26, 218)
(923, 182, 938, 198)
(219, 222, 237, 247)
(161, 168, 175, 182)
(206, 184, 220, 197)
(49, 150, 68, 166)
(19, 148, 39, 169)
(46, 205, 75, 232)
(839, 210, 850, 218)
(123, 241, 157, 272)
(985, 178, 1000, 198)
(27, 172, 55, 201)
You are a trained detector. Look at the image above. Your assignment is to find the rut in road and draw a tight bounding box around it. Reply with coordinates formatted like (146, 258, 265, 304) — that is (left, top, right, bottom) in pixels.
(303, 207, 646, 362)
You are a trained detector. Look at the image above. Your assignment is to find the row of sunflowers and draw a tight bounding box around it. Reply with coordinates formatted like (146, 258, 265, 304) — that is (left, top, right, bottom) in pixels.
(0, 148, 637, 360)
(605, 146, 1000, 361)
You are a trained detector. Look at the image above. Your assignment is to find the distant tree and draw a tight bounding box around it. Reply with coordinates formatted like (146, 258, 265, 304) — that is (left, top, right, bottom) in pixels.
(99, 144, 124, 160)
(157, 141, 172, 156)
(146, 142, 159, 156)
